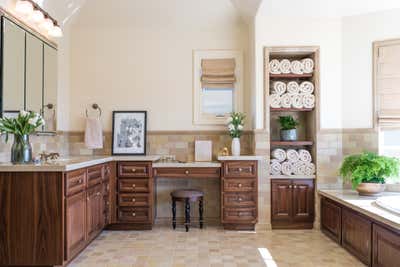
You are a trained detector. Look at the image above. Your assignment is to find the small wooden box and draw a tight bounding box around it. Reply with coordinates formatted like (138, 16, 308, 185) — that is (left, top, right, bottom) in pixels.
(195, 140, 212, 162)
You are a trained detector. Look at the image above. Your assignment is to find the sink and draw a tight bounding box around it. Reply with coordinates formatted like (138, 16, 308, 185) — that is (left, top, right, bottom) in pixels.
(375, 196, 400, 215)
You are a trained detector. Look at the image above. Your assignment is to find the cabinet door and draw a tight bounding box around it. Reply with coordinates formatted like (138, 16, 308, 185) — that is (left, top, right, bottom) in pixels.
(86, 185, 104, 241)
(65, 191, 86, 261)
(372, 224, 400, 267)
(25, 33, 43, 114)
(271, 180, 292, 222)
(342, 208, 372, 266)
(321, 197, 342, 244)
(292, 179, 314, 223)
(43, 44, 57, 131)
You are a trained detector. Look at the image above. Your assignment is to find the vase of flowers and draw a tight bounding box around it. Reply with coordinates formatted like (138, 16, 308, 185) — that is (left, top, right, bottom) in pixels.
(227, 112, 245, 156)
(0, 110, 45, 164)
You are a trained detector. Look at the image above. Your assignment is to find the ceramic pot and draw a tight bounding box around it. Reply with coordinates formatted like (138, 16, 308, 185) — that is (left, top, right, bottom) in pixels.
(11, 134, 32, 164)
(280, 129, 297, 141)
(356, 183, 386, 196)
(231, 137, 240, 156)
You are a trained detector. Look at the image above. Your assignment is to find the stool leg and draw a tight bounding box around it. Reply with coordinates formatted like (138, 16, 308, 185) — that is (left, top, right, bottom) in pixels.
(185, 199, 190, 232)
(172, 199, 176, 230)
(199, 197, 204, 229)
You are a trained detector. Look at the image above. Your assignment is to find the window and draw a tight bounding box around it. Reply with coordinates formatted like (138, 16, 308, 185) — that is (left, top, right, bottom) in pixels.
(193, 50, 243, 125)
(379, 130, 400, 183)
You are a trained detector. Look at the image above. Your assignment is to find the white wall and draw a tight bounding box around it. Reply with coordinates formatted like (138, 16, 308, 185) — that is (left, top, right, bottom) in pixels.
(342, 9, 400, 128)
(65, 0, 250, 131)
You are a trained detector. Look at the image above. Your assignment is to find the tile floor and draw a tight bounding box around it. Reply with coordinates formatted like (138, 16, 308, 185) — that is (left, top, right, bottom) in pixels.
(69, 226, 364, 267)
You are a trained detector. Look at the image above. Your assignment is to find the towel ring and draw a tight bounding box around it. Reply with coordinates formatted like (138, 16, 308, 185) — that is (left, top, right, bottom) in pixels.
(86, 104, 102, 118)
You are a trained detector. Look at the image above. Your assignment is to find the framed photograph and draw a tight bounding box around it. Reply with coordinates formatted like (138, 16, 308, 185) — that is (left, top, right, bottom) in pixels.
(112, 111, 147, 155)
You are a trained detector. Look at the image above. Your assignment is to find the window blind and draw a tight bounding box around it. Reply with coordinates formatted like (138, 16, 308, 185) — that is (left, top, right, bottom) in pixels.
(376, 42, 400, 128)
(201, 58, 236, 89)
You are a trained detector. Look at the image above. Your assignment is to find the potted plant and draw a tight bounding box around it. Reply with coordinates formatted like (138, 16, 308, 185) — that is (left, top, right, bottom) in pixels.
(340, 152, 400, 196)
(227, 112, 245, 156)
(0, 110, 45, 164)
(278, 116, 299, 141)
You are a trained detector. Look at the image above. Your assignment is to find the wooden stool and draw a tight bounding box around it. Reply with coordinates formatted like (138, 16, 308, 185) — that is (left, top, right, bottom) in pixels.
(170, 189, 204, 232)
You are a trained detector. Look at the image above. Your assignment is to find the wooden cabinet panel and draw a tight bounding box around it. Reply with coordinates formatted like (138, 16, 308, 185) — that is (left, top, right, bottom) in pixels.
(223, 208, 257, 223)
(373, 224, 400, 267)
(223, 178, 256, 192)
(65, 191, 86, 261)
(292, 180, 314, 223)
(104, 163, 112, 181)
(86, 185, 104, 241)
(118, 179, 151, 193)
(153, 167, 220, 178)
(87, 165, 104, 188)
(342, 208, 372, 266)
(118, 207, 151, 223)
(223, 161, 257, 178)
(271, 180, 292, 221)
(118, 162, 151, 178)
(223, 193, 257, 207)
(119, 193, 151, 207)
(321, 197, 342, 244)
(66, 169, 87, 196)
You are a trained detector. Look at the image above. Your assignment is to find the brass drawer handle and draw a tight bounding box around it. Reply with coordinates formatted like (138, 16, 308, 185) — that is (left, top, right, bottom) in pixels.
(238, 183, 243, 188)
(132, 198, 136, 202)
(238, 197, 243, 202)
(131, 168, 136, 173)
(185, 170, 189, 175)
(96, 192, 101, 197)
(78, 179, 83, 184)
(293, 185, 297, 189)
(132, 184, 136, 188)
(238, 168, 243, 172)
(132, 212, 136, 217)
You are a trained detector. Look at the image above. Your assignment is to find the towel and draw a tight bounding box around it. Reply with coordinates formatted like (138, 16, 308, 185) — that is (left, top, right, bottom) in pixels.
(281, 162, 293, 175)
(280, 93, 292, 108)
(299, 81, 314, 94)
(291, 94, 304, 109)
(271, 148, 286, 162)
(299, 149, 312, 163)
(287, 81, 300, 94)
(304, 163, 316, 175)
(270, 160, 282, 175)
(302, 94, 315, 109)
(270, 94, 282, 108)
(302, 58, 314, 74)
(85, 117, 103, 149)
(279, 59, 291, 74)
(272, 81, 286, 95)
(269, 59, 281, 74)
(286, 149, 300, 162)
(292, 161, 306, 175)
(291, 60, 304, 74)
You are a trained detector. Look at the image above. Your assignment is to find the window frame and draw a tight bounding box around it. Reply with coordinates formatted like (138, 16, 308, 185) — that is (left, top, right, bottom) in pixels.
(193, 50, 243, 125)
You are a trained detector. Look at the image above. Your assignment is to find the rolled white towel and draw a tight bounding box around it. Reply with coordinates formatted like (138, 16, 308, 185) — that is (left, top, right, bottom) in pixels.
(291, 94, 304, 109)
(299, 149, 312, 163)
(291, 60, 304, 74)
(270, 94, 281, 108)
(299, 81, 314, 94)
(281, 161, 293, 175)
(286, 149, 300, 162)
(280, 93, 292, 108)
(271, 148, 286, 162)
(270, 160, 282, 175)
(269, 59, 281, 74)
(279, 59, 291, 74)
(304, 162, 316, 175)
(302, 58, 314, 74)
(302, 94, 315, 109)
(287, 81, 300, 94)
(292, 161, 306, 175)
(272, 81, 286, 95)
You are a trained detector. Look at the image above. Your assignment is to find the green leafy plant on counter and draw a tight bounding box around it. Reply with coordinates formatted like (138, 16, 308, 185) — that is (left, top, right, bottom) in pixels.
(339, 152, 400, 189)
(278, 116, 299, 130)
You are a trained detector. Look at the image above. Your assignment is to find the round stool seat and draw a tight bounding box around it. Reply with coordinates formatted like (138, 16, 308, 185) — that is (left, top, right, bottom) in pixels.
(170, 189, 204, 199)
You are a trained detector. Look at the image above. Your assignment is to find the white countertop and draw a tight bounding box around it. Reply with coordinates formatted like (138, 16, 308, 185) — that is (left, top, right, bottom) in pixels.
(217, 155, 266, 161)
(319, 189, 400, 231)
(153, 162, 221, 168)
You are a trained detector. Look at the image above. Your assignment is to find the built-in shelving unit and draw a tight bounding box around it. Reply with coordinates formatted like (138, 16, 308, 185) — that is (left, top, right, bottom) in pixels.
(270, 108, 313, 112)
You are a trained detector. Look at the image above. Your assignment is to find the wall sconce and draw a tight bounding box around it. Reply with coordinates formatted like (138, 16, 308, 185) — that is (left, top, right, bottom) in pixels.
(14, 0, 63, 38)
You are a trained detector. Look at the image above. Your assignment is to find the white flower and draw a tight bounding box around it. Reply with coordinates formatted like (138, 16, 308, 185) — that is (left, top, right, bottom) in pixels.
(19, 110, 29, 117)
(238, 125, 243, 130)
(28, 117, 38, 126)
(226, 117, 233, 124)
(228, 124, 235, 131)
(40, 118, 45, 126)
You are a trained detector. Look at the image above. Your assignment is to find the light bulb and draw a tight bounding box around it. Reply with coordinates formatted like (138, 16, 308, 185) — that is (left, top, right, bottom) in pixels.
(49, 25, 63, 37)
(40, 17, 54, 31)
(15, 0, 34, 15)
(31, 9, 44, 24)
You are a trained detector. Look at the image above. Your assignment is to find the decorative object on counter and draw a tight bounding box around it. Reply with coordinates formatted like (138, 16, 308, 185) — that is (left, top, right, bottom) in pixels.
(112, 111, 147, 155)
(218, 147, 229, 157)
(268, 58, 314, 75)
(278, 115, 299, 141)
(195, 140, 212, 162)
(85, 104, 103, 149)
(227, 112, 245, 156)
(340, 152, 399, 196)
(270, 148, 315, 176)
(0, 110, 45, 164)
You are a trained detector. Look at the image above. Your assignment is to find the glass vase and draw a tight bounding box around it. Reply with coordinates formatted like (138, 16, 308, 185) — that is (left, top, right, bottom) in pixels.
(11, 134, 32, 164)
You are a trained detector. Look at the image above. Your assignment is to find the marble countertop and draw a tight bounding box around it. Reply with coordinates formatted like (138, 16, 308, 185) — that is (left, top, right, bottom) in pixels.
(319, 189, 400, 231)
(153, 162, 221, 168)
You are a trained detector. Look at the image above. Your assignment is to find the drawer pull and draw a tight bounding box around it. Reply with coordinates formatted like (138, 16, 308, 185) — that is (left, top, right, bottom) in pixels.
(131, 168, 136, 173)
(132, 212, 136, 217)
(238, 197, 243, 202)
(132, 198, 136, 202)
(106, 201, 110, 205)
(96, 192, 101, 196)
(185, 170, 189, 175)
(293, 185, 297, 189)
(238, 212, 244, 217)
(238, 168, 243, 172)
(78, 179, 83, 184)
(132, 184, 136, 188)
(238, 183, 243, 188)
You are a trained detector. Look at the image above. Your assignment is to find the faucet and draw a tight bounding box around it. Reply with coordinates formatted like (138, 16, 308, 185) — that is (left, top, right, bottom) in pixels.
(39, 152, 60, 161)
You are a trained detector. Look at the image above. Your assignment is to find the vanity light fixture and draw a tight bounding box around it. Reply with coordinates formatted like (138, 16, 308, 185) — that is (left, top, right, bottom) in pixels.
(14, 0, 63, 38)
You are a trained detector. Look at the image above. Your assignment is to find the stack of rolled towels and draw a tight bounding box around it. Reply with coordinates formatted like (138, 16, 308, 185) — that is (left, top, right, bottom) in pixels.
(270, 148, 316, 176)
(269, 58, 314, 75)
(270, 81, 315, 109)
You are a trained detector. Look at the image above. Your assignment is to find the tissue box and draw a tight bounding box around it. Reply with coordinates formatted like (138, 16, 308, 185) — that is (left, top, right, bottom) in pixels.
(195, 140, 212, 162)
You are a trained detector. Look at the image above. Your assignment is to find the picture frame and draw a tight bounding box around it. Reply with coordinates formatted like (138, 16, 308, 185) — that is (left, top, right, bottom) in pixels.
(112, 111, 147, 155)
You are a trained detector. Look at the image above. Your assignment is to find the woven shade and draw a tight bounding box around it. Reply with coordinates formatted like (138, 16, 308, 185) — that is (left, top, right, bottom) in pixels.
(201, 58, 236, 88)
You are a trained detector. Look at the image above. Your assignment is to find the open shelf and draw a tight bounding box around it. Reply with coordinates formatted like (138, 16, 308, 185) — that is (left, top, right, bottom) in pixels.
(270, 108, 314, 112)
(269, 73, 313, 79)
(270, 175, 316, 179)
(271, 141, 314, 146)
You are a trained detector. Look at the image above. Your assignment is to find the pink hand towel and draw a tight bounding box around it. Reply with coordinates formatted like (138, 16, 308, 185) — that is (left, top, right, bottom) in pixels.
(85, 117, 103, 149)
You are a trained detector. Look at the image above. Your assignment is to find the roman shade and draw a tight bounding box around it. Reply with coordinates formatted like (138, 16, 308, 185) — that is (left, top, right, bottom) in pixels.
(376, 42, 400, 128)
(201, 58, 236, 89)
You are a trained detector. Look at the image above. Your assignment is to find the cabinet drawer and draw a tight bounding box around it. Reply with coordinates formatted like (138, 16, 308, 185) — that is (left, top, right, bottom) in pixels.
(118, 207, 150, 222)
(118, 162, 151, 178)
(223, 208, 257, 222)
(87, 165, 104, 187)
(118, 179, 151, 193)
(118, 193, 150, 207)
(66, 169, 87, 196)
(223, 179, 256, 192)
(223, 161, 257, 178)
(223, 193, 256, 207)
(153, 167, 220, 178)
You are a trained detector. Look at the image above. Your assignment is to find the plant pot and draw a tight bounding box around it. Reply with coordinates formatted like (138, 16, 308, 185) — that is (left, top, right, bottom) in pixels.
(356, 183, 386, 196)
(231, 137, 240, 156)
(280, 129, 297, 141)
(11, 134, 32, 164)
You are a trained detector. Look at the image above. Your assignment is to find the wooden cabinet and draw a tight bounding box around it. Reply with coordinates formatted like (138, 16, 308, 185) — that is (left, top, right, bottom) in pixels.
(373, 224, 400, 267)
(271, 179, 314, 229)
(321, 197, 342, 243)
(86, 184, 104, 241)
(153, 167, 220, 178)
